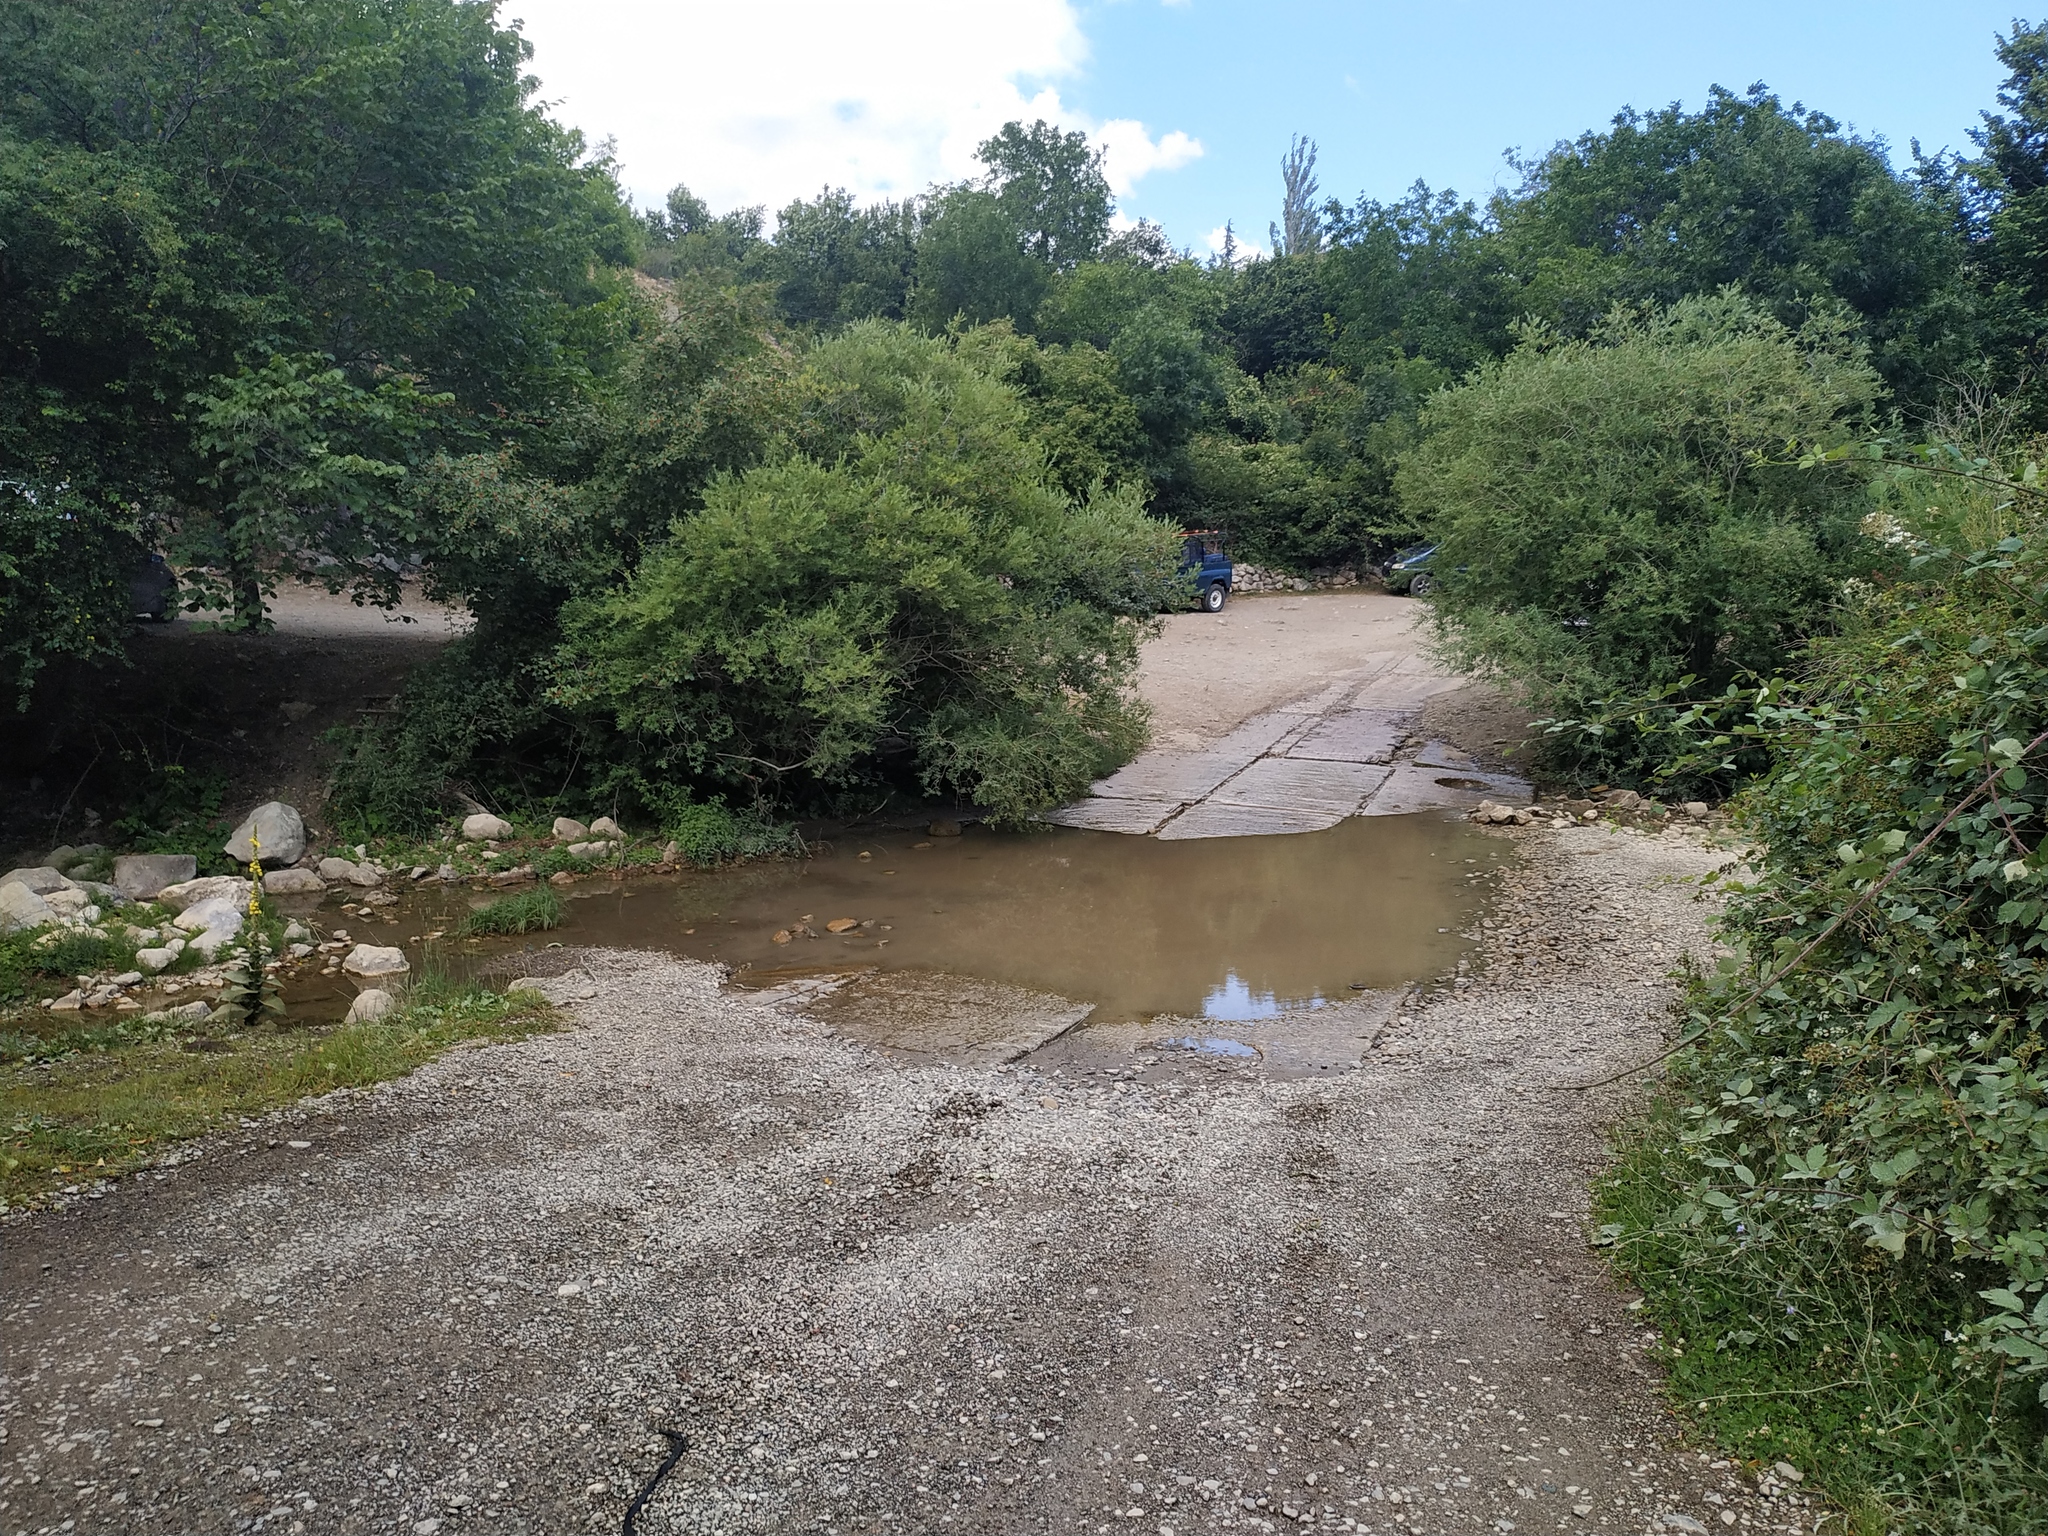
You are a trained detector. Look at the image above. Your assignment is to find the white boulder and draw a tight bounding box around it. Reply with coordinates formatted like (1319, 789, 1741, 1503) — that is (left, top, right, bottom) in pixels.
(462, 813, 514, 841)
(174, 896, 245, 958)
(345, 988, 400, 1023)
(552, 817, 588, 841)
(0, 880, 54, 935)
(0, 866, 76, 896)
(341, 943, 409, 978)
(156, 876, 252, 913)
(263, 867, 326, 895)
(589, 816, 624, 839)
(223, 802, 307, 867)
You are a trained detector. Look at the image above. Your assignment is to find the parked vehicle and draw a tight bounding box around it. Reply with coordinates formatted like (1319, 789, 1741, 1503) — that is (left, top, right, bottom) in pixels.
(1180, 530, 1233, 611)
(130, 553, 177, 622)
(1384, 541, 1438, 596)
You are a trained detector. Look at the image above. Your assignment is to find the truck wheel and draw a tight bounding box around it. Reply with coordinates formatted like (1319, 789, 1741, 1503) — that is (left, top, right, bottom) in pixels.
(1203, 582, 1227, 612)
(1408, 573, 1435, 597)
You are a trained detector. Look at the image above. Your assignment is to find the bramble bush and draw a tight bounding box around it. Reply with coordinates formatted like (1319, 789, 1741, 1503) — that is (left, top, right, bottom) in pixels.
(1601, 474, 2048, 1528)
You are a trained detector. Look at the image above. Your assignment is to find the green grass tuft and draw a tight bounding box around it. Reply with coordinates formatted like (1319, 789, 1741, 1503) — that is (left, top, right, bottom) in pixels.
(0, 986, 555, 1208)
(455, 885, 564, 937)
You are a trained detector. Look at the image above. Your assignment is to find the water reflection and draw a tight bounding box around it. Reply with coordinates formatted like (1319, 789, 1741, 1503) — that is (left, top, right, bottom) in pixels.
(1200, 971, 1327, 1020)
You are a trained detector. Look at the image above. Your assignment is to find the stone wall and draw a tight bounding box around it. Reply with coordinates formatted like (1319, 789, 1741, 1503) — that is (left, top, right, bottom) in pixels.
(1230, 562, 1369, 594)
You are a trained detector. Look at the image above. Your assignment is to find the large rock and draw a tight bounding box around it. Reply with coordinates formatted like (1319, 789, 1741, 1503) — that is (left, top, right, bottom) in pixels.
(223, 802, 307, 868)
(342, 943, 410, 978)
(156, 875, 253, 913)
(345, 988, 400, 1023)
(113, 853, 196, 900)
(589, 815, 624, 839)
(317, 856, 379, 887)
(462, 813, 514, 841)
(135, 944, 182, 973)
(0, 866, 77, 896)
(0, 880, 55, 935)
(262, 867, 326, 895)
(173, 896, 245, 958)
(552, 817, 588, 842)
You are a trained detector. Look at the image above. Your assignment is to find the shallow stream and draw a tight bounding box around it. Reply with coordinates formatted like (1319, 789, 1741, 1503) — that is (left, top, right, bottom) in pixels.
(296, 813, 1506, 1027)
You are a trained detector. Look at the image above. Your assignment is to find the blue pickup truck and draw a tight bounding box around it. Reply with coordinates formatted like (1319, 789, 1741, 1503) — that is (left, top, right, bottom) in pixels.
(1180, 530, 1233, 612)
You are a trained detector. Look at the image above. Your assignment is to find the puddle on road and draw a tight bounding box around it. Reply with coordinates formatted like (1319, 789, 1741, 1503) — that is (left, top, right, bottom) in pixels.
(342, 812, 1506, 1026)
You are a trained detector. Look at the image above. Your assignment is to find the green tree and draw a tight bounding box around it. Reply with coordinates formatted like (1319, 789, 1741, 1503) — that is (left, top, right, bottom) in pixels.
(1963, 18, 2048, 410)
(976, 119, 1113, 270)
(907, 188, 1050, 331)
(751, 187, 920, 326)
(552, 322, 1179, 819)
(0, 0, 637, 670)
(1492, 85, 1975, 402)
(1401, 294, 1883, 774)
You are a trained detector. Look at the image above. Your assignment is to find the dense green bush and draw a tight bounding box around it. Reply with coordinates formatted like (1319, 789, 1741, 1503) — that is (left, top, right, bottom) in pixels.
(1401, 293, 1885, 783)
(554, 323, 1180, 822)
(1603, 501, 2048, 1527)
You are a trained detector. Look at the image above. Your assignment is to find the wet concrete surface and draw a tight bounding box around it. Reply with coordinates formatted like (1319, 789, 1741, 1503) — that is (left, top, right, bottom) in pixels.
(1047, 650, 1530, 840)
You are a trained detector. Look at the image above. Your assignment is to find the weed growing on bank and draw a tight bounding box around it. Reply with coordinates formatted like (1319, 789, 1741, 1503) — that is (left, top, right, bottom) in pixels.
(0, 986, 555, 1208)
(456, 886, 563, 937)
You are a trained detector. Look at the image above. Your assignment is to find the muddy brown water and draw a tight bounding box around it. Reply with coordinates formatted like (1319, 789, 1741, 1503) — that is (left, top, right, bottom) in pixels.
(299, 813, 1506, 1026)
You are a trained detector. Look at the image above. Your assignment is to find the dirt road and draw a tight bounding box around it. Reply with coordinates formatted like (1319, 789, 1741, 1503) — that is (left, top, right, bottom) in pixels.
(0, 596, 1818, 1536)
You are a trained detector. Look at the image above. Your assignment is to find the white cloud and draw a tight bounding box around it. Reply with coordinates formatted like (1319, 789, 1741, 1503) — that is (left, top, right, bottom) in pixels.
(1095, 120, 1203, 196)
(504, 0, 1200, 218)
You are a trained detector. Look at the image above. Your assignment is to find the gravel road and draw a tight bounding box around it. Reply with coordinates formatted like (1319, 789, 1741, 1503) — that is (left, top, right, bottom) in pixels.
(0, 821, 1826, 1536)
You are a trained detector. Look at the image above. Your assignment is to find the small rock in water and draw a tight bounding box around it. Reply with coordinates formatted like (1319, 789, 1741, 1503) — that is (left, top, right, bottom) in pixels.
(825, 917, 859, 933)
(263, 867, 325, 895)
(771, 929, 793, 945)
(927, 818, 963, 837)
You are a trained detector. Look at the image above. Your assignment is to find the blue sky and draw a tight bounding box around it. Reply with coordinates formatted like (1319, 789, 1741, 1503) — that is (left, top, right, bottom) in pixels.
(509, 1, 2028, 256)
(1079, 1, 2023, 252)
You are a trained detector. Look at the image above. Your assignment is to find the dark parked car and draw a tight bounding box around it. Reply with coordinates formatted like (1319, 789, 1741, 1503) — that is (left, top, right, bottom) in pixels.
(1384, 541, 1438, 596)
(130, 553, 177, 621)
(1179, 530, 1233, 611)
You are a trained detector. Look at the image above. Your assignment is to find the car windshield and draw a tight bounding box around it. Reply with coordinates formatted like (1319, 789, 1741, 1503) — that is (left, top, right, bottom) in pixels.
(1395, 542, 1435, 564)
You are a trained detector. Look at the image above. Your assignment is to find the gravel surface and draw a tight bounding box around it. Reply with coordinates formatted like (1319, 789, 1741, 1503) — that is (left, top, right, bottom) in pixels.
(0, 821, 1827, 1536)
